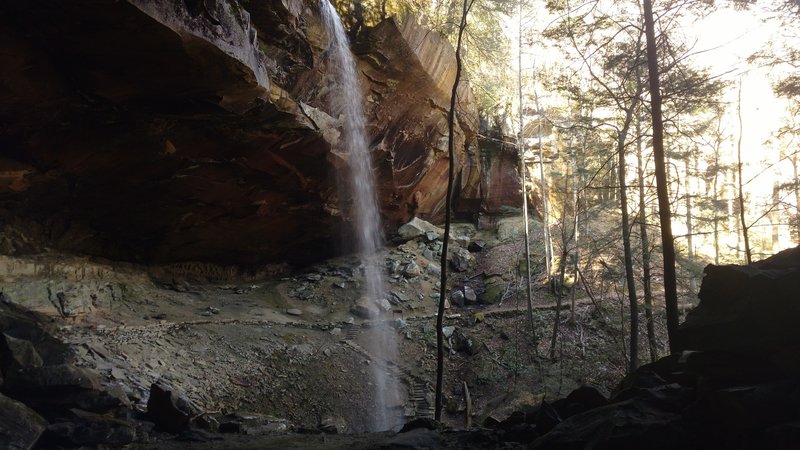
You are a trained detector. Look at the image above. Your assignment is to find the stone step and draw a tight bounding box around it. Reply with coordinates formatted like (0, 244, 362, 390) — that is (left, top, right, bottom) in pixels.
(344, 326, 359, 341)
(408, 380, 433, 418)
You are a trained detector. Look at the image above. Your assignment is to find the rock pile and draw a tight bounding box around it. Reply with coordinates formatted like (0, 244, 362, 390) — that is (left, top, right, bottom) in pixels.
(0, 303, 143, 448)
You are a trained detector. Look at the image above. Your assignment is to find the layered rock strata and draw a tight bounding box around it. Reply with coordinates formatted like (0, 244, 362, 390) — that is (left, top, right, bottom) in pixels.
(0, 0, 507, 265)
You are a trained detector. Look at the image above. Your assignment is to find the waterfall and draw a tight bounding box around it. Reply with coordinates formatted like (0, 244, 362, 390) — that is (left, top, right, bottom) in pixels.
(319, 0, 399, 432)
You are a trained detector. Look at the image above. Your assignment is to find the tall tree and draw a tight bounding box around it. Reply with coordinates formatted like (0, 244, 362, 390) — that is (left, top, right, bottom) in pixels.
(683, 155, 697, 293)
(736, 79, 753, 264)
(435, 0, 472, 421)
(570, 124, 583, 323)
(518, 0, 537, 346)
(642, 0, 680, 353)
(617, 90, 641, 372)
(534, 88, 554, 284)
(636, 115, 658, 362)
(709, 112, 726, 265)
(792, 151, 800, 241)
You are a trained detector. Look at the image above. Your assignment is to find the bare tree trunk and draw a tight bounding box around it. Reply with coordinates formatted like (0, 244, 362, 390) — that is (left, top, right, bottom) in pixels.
(436, 0, 470, 421)
(517, 3, 537, 346)
(549, 268, 564, 360)
(793, 154, 800, 242)
(608, 160, 617, 203)
(736, 79, 752, 264)
(684, 157, 697, 294)
(549, 137, 570, 360)
(731, 168, 741, 253)
(712, 120, 722, 265)
(771, 183, 780, 252)
(570, 133, 581, 323)
(636, 116, 658, 363)
(642, 0, 680, 353)
(617, 281, 627, 368)
(534, 89, 553, 282)
(618, 96, 640, 373)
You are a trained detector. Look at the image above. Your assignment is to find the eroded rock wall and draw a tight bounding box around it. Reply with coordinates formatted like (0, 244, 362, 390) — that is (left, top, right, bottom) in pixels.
(0, 0, 491, 266)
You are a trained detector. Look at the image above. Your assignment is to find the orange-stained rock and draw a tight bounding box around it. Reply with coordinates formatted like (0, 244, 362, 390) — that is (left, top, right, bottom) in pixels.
(0, 0, 512, 266)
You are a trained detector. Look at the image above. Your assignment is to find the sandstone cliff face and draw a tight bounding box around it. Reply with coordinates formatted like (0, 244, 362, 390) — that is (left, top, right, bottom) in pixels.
(0, 0, 495, 265)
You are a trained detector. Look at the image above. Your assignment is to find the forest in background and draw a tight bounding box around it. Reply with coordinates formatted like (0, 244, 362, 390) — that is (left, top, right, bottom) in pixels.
(333, 0, 800, 374)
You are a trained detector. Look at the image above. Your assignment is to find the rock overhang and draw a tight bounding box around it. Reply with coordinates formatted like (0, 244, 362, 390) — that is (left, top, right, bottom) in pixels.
(0, 0, 501, 267)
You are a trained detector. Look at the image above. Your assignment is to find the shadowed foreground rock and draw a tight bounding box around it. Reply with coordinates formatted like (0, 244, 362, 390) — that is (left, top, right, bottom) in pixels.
(0, 392, 48, 450)
(677, 245, 800, 373)
(523, 245, 800, 450)
(0, 303, 145, 448)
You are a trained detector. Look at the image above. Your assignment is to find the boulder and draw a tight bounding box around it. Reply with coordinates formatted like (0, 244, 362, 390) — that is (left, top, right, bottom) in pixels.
(319, 415, 347, 434)
(402, 261, 422, 278)
(351, 298, 380, 319)
(479, 276, 507, 304)
(451, 286, 477, 307)
(480, 390, 544, 428)
(496, 217, 527, 241)
(449, 247, 473, 272)
(397, 217, 443, 240)
(676, 245, 800, 374)
(390, 290, 410, 303)
(467, 239, 486, 252)
(0, 333, 43, 368)
(218, 412, 288, 435)
(4, 363, 128, 414)
(463, 285, 478, 304)
(531, 398, 688, 450)
(0, 304, 69, 367)
(450, 290, 465, 307)
(425, 262, 442, 276)
(399, 417, 440, 432)
(44, 409, 136, 448)
(452, 330, 481, 355)
(375, 298, 392, 312)
(551, 386, 609, 419)
(147, 382, 200, 433)
(0, 392, 48, 450)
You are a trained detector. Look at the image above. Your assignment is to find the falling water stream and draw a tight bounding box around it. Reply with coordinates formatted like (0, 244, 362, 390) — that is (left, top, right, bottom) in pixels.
(319, 0, 400, 431)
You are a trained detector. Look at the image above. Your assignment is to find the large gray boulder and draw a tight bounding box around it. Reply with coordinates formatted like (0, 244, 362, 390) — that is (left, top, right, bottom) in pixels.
(398, 217, 443, 240)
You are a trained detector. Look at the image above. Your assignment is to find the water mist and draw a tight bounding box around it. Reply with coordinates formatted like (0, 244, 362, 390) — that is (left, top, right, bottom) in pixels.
(319, 0, 400, 432)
